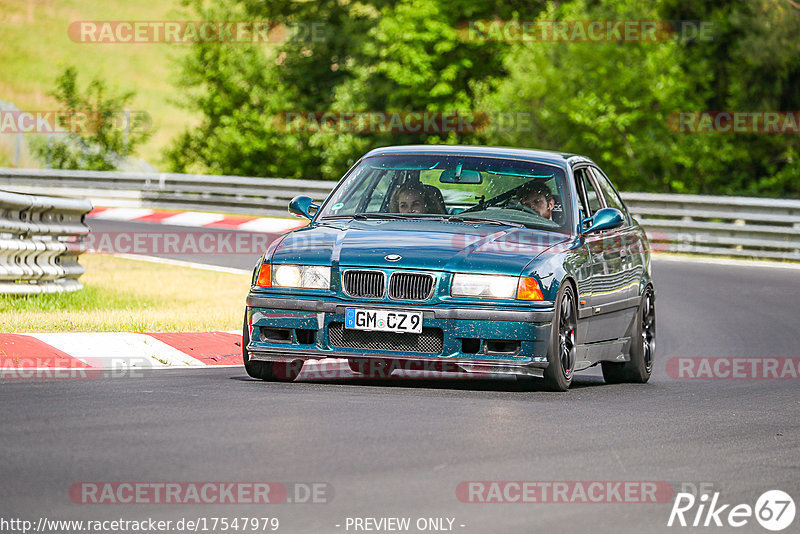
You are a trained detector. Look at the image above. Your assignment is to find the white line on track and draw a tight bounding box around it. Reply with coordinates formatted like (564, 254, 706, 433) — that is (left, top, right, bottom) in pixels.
(109, 253, 251, 275)
(652, 253, 800, 270)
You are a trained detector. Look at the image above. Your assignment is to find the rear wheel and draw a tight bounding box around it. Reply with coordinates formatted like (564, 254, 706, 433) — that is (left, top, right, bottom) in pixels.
(602, 287, 655, 384)
(242, 313, 302, 381)
(542, 283, 577, 392)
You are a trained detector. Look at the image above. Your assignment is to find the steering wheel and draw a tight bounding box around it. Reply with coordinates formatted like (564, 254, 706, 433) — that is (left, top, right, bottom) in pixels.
(503, 197, 544, 217)
(460, 182, 533, 214)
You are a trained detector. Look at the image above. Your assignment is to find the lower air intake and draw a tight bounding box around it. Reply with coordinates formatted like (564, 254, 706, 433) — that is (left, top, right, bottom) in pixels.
(327, 322, 443, 353)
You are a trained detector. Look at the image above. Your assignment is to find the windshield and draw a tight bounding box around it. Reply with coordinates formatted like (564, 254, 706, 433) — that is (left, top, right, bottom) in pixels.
(317, 154, 572, 233)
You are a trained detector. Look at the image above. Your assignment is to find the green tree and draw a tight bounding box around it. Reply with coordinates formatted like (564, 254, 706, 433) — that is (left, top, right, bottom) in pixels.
(482, 0, 719, 193)
(166, 0, 799, 196)
(166, 0, 539, 179)
(657, 0, 800, 196)
(31, 67, 152, 171)
(164, 0, 377, 179)
(308, 0, 531, 176)
(486, 0, 799, 196)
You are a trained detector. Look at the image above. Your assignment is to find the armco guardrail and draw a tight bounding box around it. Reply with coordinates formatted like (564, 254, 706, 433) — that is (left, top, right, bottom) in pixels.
(0, 167, 798, 262)
(0, 190, 92, 294)
(623, 193, 800, 261)
(0, 168, 333, 218)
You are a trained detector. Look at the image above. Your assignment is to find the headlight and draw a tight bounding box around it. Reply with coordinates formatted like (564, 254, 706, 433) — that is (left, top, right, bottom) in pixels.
(451, 273, 543, 301)
(451, 274, 518, 299)
(274, 264, 302, 287)
(262, 264, 331, 289)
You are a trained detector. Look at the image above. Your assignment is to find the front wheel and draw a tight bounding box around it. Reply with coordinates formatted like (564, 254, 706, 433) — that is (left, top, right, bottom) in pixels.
(242, 313, 302, 382)
(542, 283, 577, 392)
(602, 287, 655, 384)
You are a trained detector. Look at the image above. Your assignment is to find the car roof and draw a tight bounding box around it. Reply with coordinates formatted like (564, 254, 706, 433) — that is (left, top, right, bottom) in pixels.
(363, 144, 596, 168)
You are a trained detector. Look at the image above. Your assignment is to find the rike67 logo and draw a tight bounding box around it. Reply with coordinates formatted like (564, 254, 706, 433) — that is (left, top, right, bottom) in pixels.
(668, 489, 796, 531)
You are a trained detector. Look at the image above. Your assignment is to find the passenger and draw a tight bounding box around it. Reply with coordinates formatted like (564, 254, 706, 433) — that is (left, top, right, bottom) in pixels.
(390, 182, 446, 214)
(519, 182, 555, 220)
(392, 183, 428, 214)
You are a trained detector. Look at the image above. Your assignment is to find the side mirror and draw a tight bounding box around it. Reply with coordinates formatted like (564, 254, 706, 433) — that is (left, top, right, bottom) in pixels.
(581, 207, 624, 235)
(288, 195, 319, 220)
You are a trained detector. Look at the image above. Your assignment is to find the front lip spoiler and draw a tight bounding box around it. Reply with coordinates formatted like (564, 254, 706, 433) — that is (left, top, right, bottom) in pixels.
(246, 345, 548, 378)
(246, 294, 555, 322)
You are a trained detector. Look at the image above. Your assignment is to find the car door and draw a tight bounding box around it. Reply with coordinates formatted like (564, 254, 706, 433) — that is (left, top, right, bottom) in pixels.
(586, 166, 639, 340)
(589, 167, 643, 303)
(573, 166, 606, 344)
(574, 166, 631, 343)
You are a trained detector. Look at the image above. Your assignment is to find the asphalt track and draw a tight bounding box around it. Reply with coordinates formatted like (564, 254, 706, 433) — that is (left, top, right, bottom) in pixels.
(1, 219, 798, 534)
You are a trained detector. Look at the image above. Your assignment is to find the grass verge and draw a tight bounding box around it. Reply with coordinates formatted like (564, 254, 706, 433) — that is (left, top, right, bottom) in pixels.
(0, 253, 250, 332)
(0, 0, 198, 166)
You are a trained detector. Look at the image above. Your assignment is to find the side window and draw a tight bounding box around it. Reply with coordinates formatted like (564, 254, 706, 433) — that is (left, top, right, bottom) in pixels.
(577, 168, 603, 216)
(333, 169, 375, 213)
(589, 167, 630, 223)
(573, 169, 589, 219)
(339, 169, 393, 213)
(364, 171, 393, 212)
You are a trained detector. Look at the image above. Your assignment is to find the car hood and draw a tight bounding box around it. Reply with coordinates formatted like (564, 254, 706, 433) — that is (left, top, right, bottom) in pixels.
(270, 219, 569, 275)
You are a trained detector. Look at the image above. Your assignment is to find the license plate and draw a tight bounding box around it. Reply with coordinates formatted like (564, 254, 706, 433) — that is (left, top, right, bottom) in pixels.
(345, 308, 423, 333)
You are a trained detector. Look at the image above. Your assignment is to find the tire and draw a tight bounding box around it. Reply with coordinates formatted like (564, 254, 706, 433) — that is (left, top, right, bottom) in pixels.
(602, 286, 655, 384)
(542, 283, 577, 392)
(242, 313, 302, 382)
(347, 358, 394, 378)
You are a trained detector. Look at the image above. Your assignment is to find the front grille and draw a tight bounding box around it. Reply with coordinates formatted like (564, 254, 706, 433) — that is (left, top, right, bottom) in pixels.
(342, 270, 385, 298)
(389, 272, 435, 301)
(328, 322, 443, 353)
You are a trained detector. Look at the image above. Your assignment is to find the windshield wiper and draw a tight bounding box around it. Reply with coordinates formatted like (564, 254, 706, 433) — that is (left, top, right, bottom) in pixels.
(352, 213, 416, 220)
(320, 213, 415, 221)
(322, 213, 525, 228)
(446, 215, 525, 228)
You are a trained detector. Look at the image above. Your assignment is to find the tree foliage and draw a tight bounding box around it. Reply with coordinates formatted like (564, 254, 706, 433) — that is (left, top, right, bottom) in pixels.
(166, 0, 800, 197)
(31, 67, 152, 171)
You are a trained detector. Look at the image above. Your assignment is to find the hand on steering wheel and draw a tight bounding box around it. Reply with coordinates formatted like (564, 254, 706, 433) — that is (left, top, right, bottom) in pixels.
(504, 197, 542, 217)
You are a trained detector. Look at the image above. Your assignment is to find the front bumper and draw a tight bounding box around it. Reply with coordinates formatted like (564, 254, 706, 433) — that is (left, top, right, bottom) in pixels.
(245, 294, 555, 377)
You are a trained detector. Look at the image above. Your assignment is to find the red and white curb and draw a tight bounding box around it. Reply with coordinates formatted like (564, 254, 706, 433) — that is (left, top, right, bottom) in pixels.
(88, 207, 307, 234)
(0, 332, 244, 375)
(0, 332, 495, 380)
(0, 331, 357, 379)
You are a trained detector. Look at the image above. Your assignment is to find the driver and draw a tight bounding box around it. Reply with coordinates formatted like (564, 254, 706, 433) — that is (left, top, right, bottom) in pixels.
(519, 182, 555, 220)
